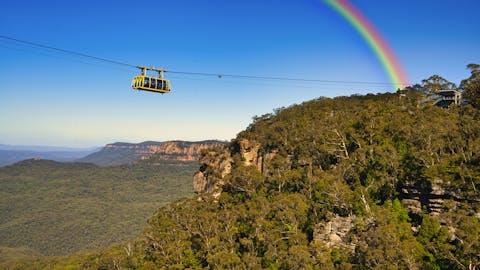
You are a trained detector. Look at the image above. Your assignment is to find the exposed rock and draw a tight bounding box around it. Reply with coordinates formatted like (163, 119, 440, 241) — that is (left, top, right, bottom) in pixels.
(138, 141, 225, 162)
(314, 215, 356, 250)
(430, 178, 448, 196)
(192, 139, 281, 198)
(261, 150, 278, 176)
(239, 139, 261, 167)
(402, 199, 422, 215)
(237, 139, 281, 176)
(428, 198, 445, 216)
(193, 146, 233, 200)
(81, 140, 226, 166)
(399, 177, 476, 217)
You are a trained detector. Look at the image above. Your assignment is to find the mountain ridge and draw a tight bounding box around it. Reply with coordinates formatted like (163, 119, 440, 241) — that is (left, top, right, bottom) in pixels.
(78, 140, 226, 166)
(0, 149, 99, 167)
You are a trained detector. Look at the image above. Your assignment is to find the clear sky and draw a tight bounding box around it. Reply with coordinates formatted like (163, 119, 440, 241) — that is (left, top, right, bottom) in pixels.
(1, 0, 479, 147)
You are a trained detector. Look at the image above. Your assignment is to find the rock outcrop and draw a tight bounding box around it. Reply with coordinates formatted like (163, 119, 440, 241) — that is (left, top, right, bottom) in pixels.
(399, 177, 478, 218)
(193, 146, 233, 199)
(238, 139, 262, 169)
(193, 139, 279, 199)
(314, 215, 357, 250)
(142, 141, 226, 162)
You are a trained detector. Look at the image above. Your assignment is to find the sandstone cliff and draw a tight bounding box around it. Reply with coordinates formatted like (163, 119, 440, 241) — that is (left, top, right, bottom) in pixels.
(142, 141, 226, 162)
(193, 139, 281, 200)
(79, 140, 225, 166)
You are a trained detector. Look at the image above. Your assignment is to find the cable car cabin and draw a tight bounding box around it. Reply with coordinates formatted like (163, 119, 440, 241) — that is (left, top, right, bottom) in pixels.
(131, 76, 171, 93)
(131, 66, 171, 93)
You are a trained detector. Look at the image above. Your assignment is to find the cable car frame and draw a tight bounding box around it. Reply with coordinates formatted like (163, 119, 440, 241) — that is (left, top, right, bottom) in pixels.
(131, 66, 171, 94)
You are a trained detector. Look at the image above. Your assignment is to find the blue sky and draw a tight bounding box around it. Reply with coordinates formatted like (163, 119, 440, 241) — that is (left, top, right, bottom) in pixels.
(0, 0, 479, 147)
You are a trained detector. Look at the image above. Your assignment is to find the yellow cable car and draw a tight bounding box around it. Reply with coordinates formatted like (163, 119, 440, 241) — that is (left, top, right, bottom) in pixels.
(131, 66, 171, 93)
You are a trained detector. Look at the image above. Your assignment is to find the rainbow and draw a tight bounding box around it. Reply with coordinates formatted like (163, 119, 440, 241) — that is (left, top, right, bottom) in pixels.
(324, 0, 409, 87)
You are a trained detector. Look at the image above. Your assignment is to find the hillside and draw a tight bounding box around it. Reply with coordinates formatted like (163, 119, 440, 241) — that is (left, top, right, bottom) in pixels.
(78, 140, 225, 166)
(3, 91, 480, 269)
(0, 158, 197, 256)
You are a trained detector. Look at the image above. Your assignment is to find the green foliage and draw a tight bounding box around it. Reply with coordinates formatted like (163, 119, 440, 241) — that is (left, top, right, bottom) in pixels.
(224, 165, 264, 197)
(421, 74, 457, 93)
(461, 63, 480, 108)
(354, 207, 426, 269)
(5, 86, 480, 269)
(392, 198, 409, 222)
(417, 215, 452, 269)
(0, 159, 196, 256)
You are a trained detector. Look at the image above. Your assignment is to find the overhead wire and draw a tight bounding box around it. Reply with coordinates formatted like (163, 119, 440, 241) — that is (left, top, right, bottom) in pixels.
(168, 73, 388, 93)
(167, 71, 404, 86)
(0, 35, 409, 87)
(0, 35, 136, 68)
(0, 41, 133, 72)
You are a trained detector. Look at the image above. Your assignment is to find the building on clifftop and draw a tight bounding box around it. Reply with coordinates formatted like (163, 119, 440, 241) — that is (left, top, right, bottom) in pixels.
(432, 89, 463, 108)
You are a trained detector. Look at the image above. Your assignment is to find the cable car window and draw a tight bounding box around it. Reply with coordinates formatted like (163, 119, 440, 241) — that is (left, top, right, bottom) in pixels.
(151, 79, 156, 89)
(157, 80, 163, 89)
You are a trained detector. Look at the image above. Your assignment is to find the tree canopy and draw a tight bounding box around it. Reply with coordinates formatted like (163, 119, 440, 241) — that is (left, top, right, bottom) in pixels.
(461, 63, 480, 108)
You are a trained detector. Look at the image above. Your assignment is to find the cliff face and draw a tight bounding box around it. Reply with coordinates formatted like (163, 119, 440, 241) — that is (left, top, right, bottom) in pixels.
(80, 140, 225, 166)
(141, 141, 226, 162)
(104, 142, 163, 157)
(193, 139, 280, 199)
(400, 177, 480, 218)
(193, 145, 233, 199)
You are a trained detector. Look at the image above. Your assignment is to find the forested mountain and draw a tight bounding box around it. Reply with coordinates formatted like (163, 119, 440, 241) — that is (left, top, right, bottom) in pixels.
(5, 90, 478, 269)
(0, 159, 197, 256)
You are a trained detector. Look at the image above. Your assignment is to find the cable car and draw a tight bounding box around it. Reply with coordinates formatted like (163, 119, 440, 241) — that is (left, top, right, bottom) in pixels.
(131, 66, 171, 93)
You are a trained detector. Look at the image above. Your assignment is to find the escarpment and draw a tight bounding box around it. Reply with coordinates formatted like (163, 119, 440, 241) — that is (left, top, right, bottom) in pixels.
(192, 92, 480, 252)
(80, 140, 226, 166)
(193, 145, 233, 199)
(193, 138, 284, 199)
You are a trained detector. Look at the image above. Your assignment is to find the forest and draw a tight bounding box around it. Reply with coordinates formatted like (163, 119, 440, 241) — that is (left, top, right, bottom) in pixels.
(1, 65, 479, 269)
(0, 159, 197, 257)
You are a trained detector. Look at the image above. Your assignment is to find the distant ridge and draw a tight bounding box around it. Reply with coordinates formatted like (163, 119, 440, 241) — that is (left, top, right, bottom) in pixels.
(0, 144, 99, 152)
(78, 140, 226, 166)
(0, 145, 99, 166)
